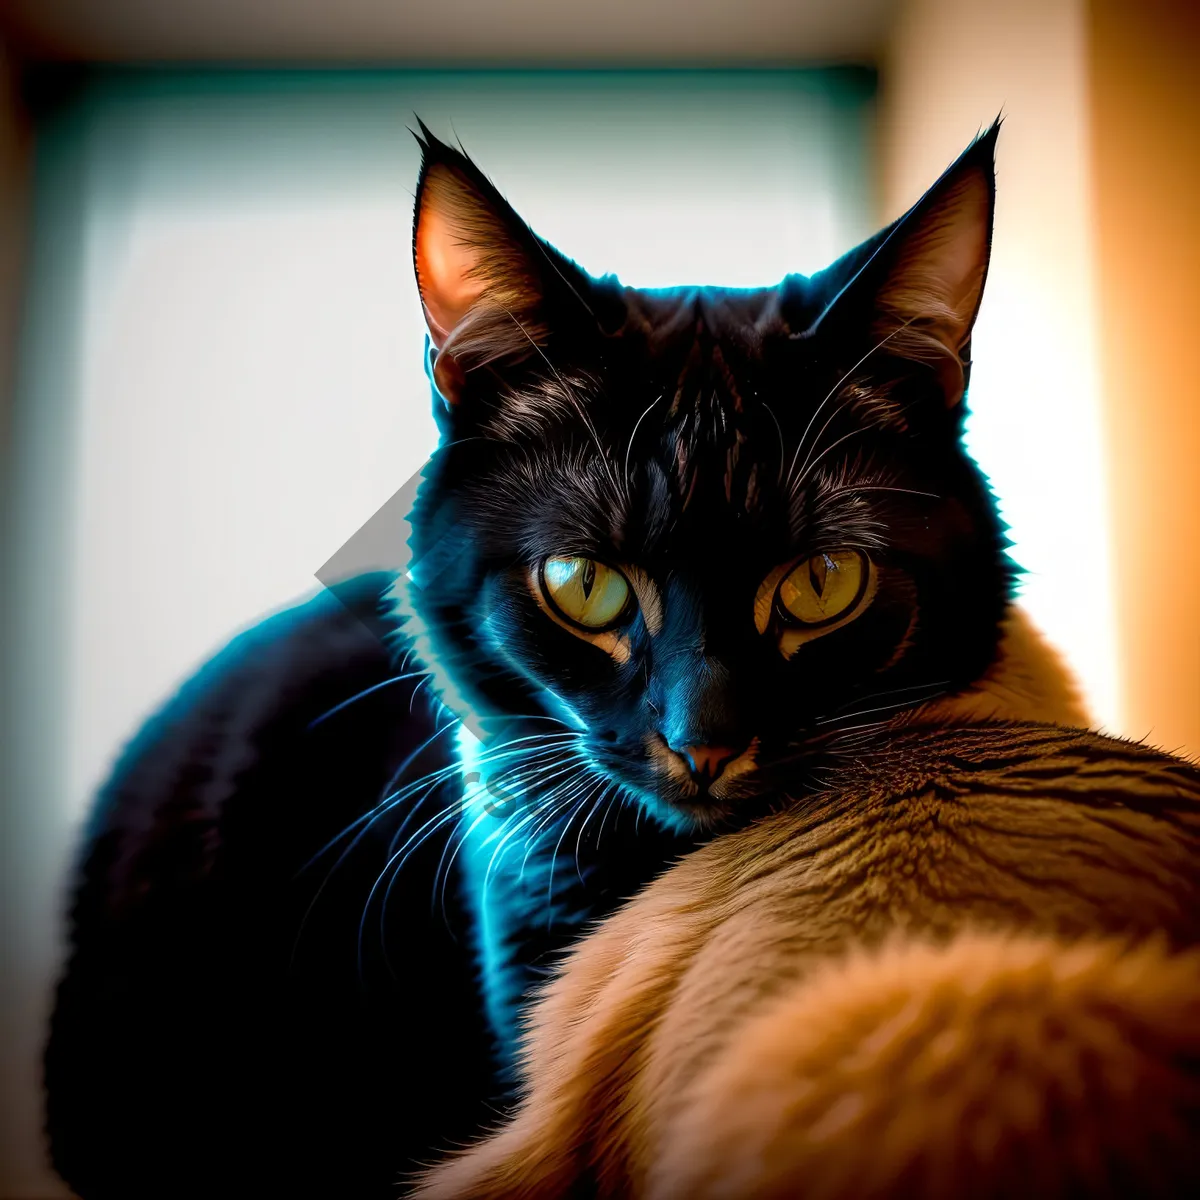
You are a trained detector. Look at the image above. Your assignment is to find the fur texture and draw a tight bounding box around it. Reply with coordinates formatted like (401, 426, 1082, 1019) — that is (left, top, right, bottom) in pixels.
(416, 724, 1200, 1199)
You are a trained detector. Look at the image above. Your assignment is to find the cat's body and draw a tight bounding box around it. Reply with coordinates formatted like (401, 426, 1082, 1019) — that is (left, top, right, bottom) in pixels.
(417, 723, 1200, 1200)
(43, 575, 697, 1198)
(44, 120, 1129, 1198)
(44, 576, 493, 1198)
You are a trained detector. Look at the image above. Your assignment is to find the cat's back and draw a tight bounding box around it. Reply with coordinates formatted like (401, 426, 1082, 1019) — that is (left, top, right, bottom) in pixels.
(646, 724, 1200, 1046)
(538, 722, 1200, 1062)
(45, 573, 496, 1199)
(752, 723, 1200, 947)
(639, 726, 1200, 1199)
(416, 725, 1200, 1200)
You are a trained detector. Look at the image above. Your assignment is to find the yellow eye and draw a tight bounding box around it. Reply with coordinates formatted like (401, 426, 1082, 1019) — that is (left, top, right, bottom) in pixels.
(541, 557, 633, 630)
(777, 550, 867, 626)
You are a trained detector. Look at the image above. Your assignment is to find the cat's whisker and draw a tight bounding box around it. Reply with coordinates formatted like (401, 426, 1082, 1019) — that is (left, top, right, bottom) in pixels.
(294, 765, 462, 970)
(817, 484, 942, 504)
(463, 745, 571, 787)
(408, 672, 433, 715)
(474, 752, 575, 800)
(785, 322, 912, 492)
(546, 784, 600, 916)
(307, 671, 430, 729)
(530, 236, 599, 322)
(433, 785, 534, 936)
(382, 780, 479, 971)
(360, 793, 474, 979)
(520, 789, 586, 877)
(436, 767, 584, 939)
(594, 789, 623, 851)
(502, 307, 625, 504)
(817, 686, 951, 726)
(786, 317, 923, 494)
(477, 757, 585, 856)
(825, 718, 896, 740)
(296, 719, 462, 876)
(377, 780, 478, 876)
(573, 782, 612, 885)
(464, 746, 584, 810)
(791, 403, 851, 499)
(481, 767, 593, 900)
(478, 713, 577, 727)
(761, 399, 786, 485)
(363, 786, 480, 970)
(298, 761, 463, 911)
(824, 679, 953, 714)
(793, 427, 873, 495)
(624, 394, 663, 492)
(473, 728, 580, 753)
(503, 799, 579, 892)
(394, 643, 423, 676)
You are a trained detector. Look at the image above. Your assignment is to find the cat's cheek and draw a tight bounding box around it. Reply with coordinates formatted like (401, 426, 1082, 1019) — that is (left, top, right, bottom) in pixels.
(476, 571, 639, 711)
(770, 581, 922, 718)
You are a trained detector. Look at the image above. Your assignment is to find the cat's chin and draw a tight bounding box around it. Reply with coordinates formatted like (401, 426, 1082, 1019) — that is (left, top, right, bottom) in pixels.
(660, 795, 736, 835)
(626, 777, 751, 835)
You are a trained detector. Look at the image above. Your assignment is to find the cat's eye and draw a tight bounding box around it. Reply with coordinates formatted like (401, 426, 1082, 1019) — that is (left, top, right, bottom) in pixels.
(540, 557, 633, 631)
(776, 550, 868, 626)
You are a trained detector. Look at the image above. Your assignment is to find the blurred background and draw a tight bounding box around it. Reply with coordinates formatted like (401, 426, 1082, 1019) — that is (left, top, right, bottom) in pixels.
(0, 1, 1196, 1195)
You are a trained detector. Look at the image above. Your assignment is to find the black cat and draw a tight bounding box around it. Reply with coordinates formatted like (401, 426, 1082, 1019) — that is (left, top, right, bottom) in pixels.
(45, 121, 1084, 1198)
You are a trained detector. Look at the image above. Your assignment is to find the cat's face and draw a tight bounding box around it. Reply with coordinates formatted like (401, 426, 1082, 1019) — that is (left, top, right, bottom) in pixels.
(404, 122, 1010, 831)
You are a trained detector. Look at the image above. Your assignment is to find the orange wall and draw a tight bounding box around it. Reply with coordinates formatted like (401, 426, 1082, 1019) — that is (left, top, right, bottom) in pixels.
(1087, 0, 1200, 757)
(879, 0, 1200, 756)
(877, 0, 1120, 733)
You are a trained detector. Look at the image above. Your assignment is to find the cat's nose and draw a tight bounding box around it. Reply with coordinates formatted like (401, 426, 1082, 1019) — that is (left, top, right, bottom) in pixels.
(678, 743, 742, 784)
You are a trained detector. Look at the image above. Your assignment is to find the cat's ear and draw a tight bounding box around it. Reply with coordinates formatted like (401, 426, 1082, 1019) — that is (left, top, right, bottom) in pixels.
(823, 121, 999, 407)
(412, 123, 555, 406)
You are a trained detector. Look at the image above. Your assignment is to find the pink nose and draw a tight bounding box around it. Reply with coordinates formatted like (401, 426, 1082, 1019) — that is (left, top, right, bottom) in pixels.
(680, 744, 739, 782)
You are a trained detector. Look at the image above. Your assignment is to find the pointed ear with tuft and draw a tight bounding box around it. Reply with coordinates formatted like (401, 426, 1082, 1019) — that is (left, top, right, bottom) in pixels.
(412, 123, 559, 408)
(827, 122, 999, 408)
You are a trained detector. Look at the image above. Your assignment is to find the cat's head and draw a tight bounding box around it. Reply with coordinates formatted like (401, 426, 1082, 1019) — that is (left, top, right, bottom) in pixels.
(402, 121, 1010, 831)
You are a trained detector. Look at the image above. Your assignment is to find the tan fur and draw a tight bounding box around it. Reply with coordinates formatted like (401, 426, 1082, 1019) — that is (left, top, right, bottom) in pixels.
(651, 936, 1200, 1200)
(916, 605, 1091, 727)
(414, 719, 1200, 1199)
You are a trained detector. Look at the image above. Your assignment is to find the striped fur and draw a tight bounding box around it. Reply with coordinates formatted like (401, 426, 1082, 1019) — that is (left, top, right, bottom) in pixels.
(415, 723, 1200, 1199)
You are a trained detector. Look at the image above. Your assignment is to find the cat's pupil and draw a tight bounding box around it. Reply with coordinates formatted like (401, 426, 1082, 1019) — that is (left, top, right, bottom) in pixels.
(809, 555, 829, 597)
(582, 559, 596, 600)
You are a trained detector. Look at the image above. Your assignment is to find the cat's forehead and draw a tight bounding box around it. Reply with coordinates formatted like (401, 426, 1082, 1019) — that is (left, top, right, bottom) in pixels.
(611, 281, 833, 422)
(620, 285, 783, 376)
(613, 288, 775, 440)
(607, 288, 787, 532)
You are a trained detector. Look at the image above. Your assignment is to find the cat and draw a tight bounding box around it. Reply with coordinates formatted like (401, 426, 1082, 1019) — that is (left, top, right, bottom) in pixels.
(395, 116, 1086, 1061)
(414, 723, 1200, 1200)
(45, 119, 1085, 1198)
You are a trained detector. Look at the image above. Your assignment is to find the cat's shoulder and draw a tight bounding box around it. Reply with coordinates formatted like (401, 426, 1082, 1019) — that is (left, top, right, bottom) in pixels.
(917, 605, 1090, 727)
(72, 571, 444, 913)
